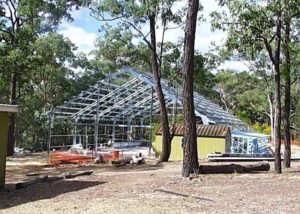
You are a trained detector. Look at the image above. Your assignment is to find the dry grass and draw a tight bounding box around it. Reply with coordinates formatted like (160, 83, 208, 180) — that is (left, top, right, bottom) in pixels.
(1, 153, 300, 214)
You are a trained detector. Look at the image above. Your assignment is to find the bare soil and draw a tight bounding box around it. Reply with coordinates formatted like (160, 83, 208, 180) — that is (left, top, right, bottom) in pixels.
(1, 153, 300, 214)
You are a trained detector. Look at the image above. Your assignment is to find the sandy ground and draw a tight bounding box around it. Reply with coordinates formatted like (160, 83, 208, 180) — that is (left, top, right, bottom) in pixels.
(1, 153, 300, 214)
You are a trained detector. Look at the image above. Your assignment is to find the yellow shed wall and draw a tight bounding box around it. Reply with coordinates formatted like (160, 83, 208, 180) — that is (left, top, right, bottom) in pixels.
(152, 135, 163, 154)
(0, 112, 9, 188)
(153, 135, 227, 160)
(197, 137, 226, 159)
(169, 136, 183, 160)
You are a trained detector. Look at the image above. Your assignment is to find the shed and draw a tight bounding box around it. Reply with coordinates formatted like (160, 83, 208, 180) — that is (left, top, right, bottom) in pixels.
(0, 104, 19, 189)
(153, 124, 231, 160)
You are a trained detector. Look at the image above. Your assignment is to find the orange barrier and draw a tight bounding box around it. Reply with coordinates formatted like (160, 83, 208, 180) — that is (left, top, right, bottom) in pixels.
(50, 152, 94, 165)
(281, 140, 300, 145)
(112, 151, 119, 160)
(50, 151, 114, 165)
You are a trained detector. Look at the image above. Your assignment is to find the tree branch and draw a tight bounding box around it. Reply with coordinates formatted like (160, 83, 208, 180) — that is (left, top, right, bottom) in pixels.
(121, 19, 153, 51)
(89, 8, 125, 22)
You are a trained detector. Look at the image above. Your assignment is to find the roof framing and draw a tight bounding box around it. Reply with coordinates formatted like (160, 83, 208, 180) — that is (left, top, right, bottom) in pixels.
(52, 67, 248, 130)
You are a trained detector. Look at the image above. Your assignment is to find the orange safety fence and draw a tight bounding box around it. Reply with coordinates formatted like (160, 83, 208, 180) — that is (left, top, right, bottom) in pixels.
(51, 152, 94, 165)
(50, 151, 114, 165)
(280, 140, 300, 146)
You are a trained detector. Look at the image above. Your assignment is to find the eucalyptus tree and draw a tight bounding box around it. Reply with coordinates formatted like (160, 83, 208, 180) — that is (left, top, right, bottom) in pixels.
(214, 70, 273, 129)
(90, 0, 183, 162)
(282, 0, 300, 168)
(92, 27, 152, 70)
(0, 0, 83, 155)
(182, 0, 200, 177)
(212, 0, 287, 173)
(16, 33, 78, 149)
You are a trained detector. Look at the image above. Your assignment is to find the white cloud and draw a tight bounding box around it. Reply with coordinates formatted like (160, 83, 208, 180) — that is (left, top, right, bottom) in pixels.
(71, 8, 96, 22)
(195, 23, 227, 53)
(155, 0, 227, 54)
(59, 22, 97, 56)
(154, 1, 242, 71)
(217, 60, 250, 72)
(70, 9, 83, 20)
(59, 1, 243, 71)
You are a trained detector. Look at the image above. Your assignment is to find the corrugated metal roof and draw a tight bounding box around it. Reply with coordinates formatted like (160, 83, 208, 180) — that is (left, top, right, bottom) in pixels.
(156, 124, 230, 138)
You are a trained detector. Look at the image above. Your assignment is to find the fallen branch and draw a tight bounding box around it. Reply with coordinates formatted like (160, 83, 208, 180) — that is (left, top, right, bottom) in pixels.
(15, 170, 94, 190)
(16, 175, 48, 190)
(199, 163, 270, 174)
(63, 170, 94, 179)
(111, 159, 131, 165)
(46, 176, 64, 183)
(26, 173, 40, 177)
(155, 189, 214, 201)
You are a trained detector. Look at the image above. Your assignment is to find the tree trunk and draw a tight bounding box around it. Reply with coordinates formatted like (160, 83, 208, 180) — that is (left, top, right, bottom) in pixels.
(273, 12, 282, 174)
(7, 72, 17, 156)
(283, 8, 291, 168)
(149, 14, 171, 162)
(264, 7, 282, 174)
(182, 0, 200, 177)
(267, 94, 274, 144)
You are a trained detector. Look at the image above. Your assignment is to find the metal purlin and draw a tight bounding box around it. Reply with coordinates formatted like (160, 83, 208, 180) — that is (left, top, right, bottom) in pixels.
(49, 66, 249, 150)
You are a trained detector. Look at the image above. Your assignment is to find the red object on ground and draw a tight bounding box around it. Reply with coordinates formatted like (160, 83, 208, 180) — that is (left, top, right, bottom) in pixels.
(50, 152, 94, 165)
(112, 151, 120, 160)
(50, 151, 114, 165)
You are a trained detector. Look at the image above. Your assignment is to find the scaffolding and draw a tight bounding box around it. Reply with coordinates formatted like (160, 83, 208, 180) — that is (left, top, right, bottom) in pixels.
(48, 67, 248, 152)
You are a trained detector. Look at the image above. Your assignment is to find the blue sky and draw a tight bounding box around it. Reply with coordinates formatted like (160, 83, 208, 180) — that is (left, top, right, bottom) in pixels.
(58, 1, 249, 71)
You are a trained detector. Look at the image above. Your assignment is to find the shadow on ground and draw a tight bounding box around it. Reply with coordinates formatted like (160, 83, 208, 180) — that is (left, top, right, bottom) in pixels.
(104, 163, 164, 172)
(0, 180, 106, 210)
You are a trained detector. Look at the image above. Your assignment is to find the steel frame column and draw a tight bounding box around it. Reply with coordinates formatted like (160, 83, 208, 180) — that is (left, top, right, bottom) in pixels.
(73, 118, 78, 145)
(112, 118, 116, 144)
(95, 86, 100, 151)
(149, 87, 154, 154)
(85, 125, 88, 149)
(47, 112, 54, 154)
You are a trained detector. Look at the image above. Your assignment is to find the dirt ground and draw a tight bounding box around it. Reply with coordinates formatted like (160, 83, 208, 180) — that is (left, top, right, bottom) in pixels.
(1, 153, 300, 214)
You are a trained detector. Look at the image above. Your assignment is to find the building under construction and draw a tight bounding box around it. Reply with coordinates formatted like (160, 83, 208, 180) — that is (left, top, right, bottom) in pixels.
(49, 67, 269, 159)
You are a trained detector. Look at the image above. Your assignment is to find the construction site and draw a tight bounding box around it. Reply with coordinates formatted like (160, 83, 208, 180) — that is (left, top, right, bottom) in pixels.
(1, 67, 300, 213)
(44, 67, 280, 165)
(0, 67, 300, 213)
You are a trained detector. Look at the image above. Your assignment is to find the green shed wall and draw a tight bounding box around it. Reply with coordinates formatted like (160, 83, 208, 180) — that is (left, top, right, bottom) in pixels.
(153, 135, 229, 160)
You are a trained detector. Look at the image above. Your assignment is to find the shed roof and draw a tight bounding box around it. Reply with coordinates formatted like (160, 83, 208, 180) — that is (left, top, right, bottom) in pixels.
(0, 104, 19, 113)
(156, 124, 230, 138)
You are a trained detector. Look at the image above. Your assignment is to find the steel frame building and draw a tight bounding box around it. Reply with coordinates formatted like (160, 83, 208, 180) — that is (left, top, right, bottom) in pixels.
(48, 67, 249, 152)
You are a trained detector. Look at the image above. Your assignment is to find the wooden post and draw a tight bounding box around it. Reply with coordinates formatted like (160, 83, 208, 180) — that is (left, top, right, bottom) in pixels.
(0, 104, 19, 189)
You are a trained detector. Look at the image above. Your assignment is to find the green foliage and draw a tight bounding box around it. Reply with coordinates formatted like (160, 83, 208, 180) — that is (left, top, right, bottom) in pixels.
(92, 28, 152, 70)
(90, 0, 184, 73)
(211, 0, 300, 137)
(251, 123, 271, 135)
(214, 70, 270, 124)
(0, 0, 86, 149)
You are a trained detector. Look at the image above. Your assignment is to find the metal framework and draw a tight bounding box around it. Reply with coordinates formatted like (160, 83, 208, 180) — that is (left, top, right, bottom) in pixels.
(48, 67, 248, 151)
(231, 131, 270, 155)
